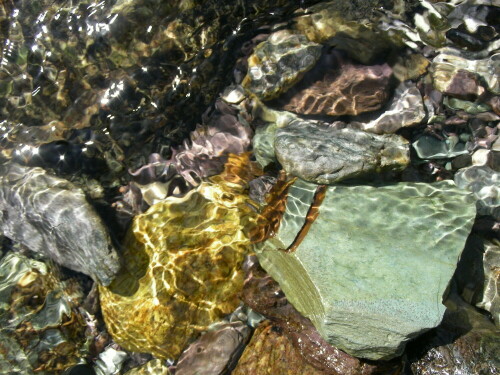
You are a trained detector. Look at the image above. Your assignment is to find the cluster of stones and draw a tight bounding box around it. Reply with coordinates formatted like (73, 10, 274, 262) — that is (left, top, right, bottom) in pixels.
(0, 0, 499, 374)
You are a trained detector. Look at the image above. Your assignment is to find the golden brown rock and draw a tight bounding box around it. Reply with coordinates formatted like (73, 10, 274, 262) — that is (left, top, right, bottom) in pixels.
(99, 154, 260, 359)
(124, 360, 171, 375)
(232, 321, 328, 375)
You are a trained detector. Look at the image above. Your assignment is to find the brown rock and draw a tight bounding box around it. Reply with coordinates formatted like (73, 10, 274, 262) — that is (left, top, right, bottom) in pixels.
(274, 51, 392, 117)
(232, 321, 328, 375)
(444, 69, 485, 100)
(174, 322, 251, 375)
(240, 263, 401, 375)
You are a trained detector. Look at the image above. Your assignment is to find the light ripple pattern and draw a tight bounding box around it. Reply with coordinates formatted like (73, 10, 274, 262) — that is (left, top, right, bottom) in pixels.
(100, 155, 258, 359)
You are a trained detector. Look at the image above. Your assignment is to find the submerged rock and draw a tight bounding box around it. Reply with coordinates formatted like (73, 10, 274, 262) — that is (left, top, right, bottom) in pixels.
(432, 52, 500, 95)
(413, 134, 469, 160)
(241, 30, 322, 100)
(455, 235, 500, 326)
(0, 252, 89, 374)
(241, 262, 401, 375)
(275, 51, 392, 117)
(350, 81, 425, 134)
(255, 179, 476, 360)
(292, 0, 400, 64)
(124, 360, 170, 375)
(252, 122, 277, 169)
(408, 295, 500, 375)
(455, 165, 500, 220)
(174, 322, 251, 375)
(274, 119, 409, 184)
(0, 163, 120, 285)
(100, 155, 259, 359)
(232, 321, 329, 375)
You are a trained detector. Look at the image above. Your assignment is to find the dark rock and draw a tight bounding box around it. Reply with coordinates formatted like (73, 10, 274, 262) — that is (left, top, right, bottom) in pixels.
(454, 235, 499, 325)
(274, 119, 409, 184)
(446, 28, 488, 51)
(0, 163, 120, 285)
(408, 295, 500, 375)
(232, 321, 330, 375)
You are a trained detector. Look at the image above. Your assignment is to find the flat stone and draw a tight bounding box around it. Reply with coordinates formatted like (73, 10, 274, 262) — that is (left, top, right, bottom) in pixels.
(455, 165, 500, 220)
(242, 261, 402, 374)
(255, 179, 476, 360)
(0, 163, 120, 286)
(274, 119, 409, 184)
(413, 134, 469, 159)
(275, 51, 392, 117)
(241, 30, 322, 100)
(350, 81, 425, 134)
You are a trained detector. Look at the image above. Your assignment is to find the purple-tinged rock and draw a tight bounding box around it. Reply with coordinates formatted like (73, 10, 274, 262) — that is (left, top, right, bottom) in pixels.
(174, 322, 251, 375)
(275, 51, 392, 117)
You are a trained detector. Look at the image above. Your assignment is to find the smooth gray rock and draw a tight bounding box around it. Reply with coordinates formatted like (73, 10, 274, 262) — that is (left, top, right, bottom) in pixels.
(256, 179, 476, 360)
(350, 81, 426, 134)
(0, 163, 120, 285)
(455, 165, 499, 220)
(274, 119, 409, 184)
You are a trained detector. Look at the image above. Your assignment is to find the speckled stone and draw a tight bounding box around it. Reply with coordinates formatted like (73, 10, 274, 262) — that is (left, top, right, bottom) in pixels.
(0, 253, 88, 373)
(256, 179, 476, 360)
(241, 30, 322, 100)
(274, 119, 409, 184)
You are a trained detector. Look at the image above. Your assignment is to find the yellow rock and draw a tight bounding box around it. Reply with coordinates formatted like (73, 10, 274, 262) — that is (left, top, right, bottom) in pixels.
(100, 155, 259, 359)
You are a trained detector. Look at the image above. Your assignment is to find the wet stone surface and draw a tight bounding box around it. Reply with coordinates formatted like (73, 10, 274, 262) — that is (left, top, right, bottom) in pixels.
(0, 0, 499, 374)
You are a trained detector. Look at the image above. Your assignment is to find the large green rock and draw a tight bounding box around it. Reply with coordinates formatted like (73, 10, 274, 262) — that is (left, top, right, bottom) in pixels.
(255, 179, 476, 360)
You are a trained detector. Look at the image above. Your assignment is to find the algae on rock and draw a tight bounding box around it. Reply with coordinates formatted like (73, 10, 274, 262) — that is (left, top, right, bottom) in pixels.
(255, 179, 476, 360)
